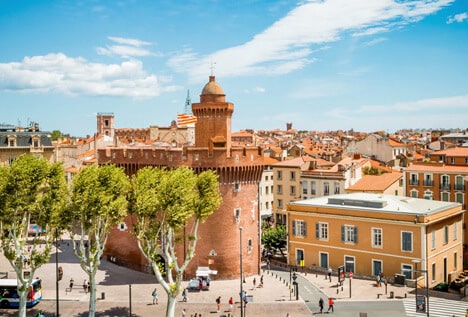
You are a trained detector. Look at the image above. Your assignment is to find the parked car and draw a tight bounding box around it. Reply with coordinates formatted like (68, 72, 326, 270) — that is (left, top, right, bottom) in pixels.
(186, 278, 201, 292)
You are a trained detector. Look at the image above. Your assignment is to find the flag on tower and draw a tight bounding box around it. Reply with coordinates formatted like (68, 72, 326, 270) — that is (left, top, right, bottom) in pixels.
(177, 113, 197, 126)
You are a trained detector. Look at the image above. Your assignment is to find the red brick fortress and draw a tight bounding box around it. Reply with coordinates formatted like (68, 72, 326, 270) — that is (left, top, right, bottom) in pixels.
(98, 76, 265, 279)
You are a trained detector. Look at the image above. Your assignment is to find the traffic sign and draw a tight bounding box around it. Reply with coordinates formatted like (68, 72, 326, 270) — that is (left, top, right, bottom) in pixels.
(349, 271, 353, 279)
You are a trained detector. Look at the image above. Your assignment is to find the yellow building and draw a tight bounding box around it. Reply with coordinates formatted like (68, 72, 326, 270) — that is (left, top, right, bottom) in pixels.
(288, 193, 464, 287)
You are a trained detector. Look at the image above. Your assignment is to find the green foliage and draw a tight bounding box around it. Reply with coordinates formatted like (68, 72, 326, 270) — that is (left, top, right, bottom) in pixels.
(131, 166, 222, 312)
(50, 130, 63, 141)
(362, 166, 382, 175)
(69, 164, 130, 231)
(262, 225, 287, 253)
(0, 154, 69, 317)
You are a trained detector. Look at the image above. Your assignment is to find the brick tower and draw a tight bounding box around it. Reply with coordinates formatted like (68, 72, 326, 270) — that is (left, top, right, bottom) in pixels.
(96, 112, 115, 138)
(99, 76, 265, 279)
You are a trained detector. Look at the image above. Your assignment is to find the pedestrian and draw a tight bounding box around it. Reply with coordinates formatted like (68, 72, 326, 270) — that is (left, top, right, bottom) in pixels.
(252, 277, 256, 290)
(228, 296, 234, 311)
(83, 279, 87, 293)
(182, 288, 188, 302)
(152, 288, 158, 304)
(216, 296, 221, 312)
(260, 274, 264, 286)
(327, 297, 334, 313)
(87, 281, 91, 293)
(69, 278, 74, 291)
(327, 267, 332, 282)
(206, 277, 211, 289)
(181, 308, 186, 317)
(319, 297, 324, 313)
(285, 313, 291, 317)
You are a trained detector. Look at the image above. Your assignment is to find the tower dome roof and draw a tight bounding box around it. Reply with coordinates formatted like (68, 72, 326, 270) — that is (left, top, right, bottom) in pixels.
(201, 76, 224, 95)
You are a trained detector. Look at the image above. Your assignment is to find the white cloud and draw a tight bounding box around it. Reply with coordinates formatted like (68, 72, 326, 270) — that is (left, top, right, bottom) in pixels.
(447, 12, 468, 23)
(168, 0, 455, 82)
(0, 53, 179, 97)
(97, 36, 157, 58)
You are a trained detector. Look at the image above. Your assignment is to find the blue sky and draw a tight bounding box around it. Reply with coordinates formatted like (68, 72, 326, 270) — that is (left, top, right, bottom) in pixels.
(1, 0, 467, 137)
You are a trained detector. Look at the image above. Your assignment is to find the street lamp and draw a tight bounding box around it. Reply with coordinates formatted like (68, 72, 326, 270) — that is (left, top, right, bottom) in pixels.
(239, 227, 244, 317)
(346, 260, 355, 298)
(292, 272, 298, 300)
(55, 228, 60, 317)
(411, 259, 429, 317)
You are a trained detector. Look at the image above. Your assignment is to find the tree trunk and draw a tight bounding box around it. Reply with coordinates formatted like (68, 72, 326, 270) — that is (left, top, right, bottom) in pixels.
(88, 274, 97, 317)
(17, 290, 27, 317)
(166, 295, 177, 317)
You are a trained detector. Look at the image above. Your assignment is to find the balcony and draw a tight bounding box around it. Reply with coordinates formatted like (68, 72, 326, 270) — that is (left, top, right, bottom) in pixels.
(440, 183, 451, 190)
(423, 180, 434, 186)
(454, 184, 465, 191)
(409, 179, 419, 186)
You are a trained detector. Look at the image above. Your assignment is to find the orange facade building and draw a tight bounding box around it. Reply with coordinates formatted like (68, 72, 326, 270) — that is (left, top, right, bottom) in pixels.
(288, 193, 464, 288)
(97, 76, 265, 279)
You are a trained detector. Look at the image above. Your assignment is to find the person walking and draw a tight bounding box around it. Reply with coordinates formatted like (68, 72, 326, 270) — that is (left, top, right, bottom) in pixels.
(252, 277, 256, 290)
(181, 308, 186, 317)
(152, 288, 158, 304)
(319, 297, 324, 313)
(327, 267, 332, 282)
(83, 279, 87, 293)
(216, 296, 221, 312)
(228, 296, 234, 311)
(327, 297, 334, 313)
(69, 278, 74, 292)
(182, 288, 188, 302)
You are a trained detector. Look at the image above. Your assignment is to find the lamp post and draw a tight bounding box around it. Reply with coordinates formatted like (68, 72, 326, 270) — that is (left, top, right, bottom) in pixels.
(411, 259, 429, 317)
(345, 260, 355, 298)
(55, 228, 60, 317)
(239, 227, 244, 317)
(292, 272, 298, 300)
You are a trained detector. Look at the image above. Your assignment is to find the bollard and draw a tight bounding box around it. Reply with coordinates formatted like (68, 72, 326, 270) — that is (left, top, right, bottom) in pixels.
(404, 293, 407, 298)
(336, 288, 339, 294)
(101, 292, 105, 300)
(316, 273, 318, 278)
(341, 286, 343, 291)
(377, 294, 380, 299)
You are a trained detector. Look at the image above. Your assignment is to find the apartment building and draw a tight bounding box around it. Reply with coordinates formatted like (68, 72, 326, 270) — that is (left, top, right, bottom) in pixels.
(404, 146, 468, 247)
(288, 193, 464, 287)
(272, 156, 315, 225)
(346, 134, 412, 167)
(0, 122, 54, 165)
(300, 155, 369, 200)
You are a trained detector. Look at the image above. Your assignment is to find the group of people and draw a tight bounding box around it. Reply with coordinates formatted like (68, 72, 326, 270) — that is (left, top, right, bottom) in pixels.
(318, 297, 334, 313)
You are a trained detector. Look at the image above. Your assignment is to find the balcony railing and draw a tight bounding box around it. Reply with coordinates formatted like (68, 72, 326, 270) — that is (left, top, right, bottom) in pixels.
(440, 183, 451, 190)
(423, 180, 434, 186)
(409, 180, 419, 186)
(454, 184, 465, 191)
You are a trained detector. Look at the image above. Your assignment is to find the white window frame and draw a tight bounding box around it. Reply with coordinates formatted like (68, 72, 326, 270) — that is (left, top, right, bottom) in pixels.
(372, 228, 382, 248)
(317, 222, 328, 240)
(292, 220, 307, 237)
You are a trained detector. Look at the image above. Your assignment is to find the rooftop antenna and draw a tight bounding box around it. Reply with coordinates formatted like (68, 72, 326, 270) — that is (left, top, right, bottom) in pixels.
(184, 90, 192, 114)
(210, 58, 216, 76)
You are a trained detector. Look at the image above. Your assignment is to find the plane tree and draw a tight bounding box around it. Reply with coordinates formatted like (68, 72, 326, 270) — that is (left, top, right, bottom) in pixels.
(0, 155, 68, 317)
(67, 164, 130, 317)
(131, 167, 221, 317)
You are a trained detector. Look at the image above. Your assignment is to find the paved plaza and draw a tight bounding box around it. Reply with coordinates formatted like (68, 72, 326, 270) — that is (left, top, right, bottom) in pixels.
(0, 240, 467, 316)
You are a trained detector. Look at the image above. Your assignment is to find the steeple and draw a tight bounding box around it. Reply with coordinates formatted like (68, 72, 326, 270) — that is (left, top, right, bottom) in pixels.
(192, 76, 233, 152)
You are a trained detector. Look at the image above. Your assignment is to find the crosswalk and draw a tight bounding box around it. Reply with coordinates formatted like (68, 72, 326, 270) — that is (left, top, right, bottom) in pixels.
(403, 297, 468, 317)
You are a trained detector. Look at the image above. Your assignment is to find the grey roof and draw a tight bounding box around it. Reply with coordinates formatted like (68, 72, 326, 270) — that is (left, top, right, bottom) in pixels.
(0, 131, 53, 148)
(289, 193, 461, 216)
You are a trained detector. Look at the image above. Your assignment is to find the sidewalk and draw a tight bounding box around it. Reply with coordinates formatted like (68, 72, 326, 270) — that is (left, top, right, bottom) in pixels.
(296, 270, 411, 301)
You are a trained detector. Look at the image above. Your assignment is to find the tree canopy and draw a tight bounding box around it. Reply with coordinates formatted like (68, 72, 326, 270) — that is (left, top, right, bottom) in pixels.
(131, 166, 222, 317)
(67, 163, 130, 317)
(0, 155, 68, 317)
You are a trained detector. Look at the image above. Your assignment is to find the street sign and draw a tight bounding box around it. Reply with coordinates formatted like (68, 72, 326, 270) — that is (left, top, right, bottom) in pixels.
(349, 272, 353, 279)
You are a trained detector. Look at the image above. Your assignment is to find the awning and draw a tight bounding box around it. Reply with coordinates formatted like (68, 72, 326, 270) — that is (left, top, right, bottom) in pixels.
(196, 266, 218, 277)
